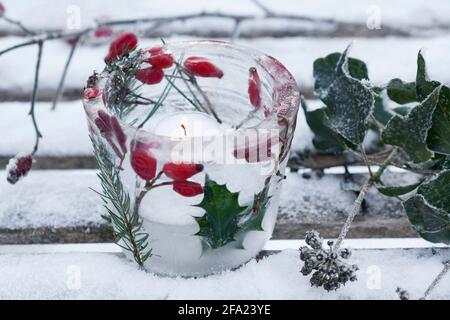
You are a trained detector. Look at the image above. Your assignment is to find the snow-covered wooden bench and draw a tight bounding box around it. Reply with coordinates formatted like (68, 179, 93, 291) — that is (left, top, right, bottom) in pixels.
(0, 168, 419, 244)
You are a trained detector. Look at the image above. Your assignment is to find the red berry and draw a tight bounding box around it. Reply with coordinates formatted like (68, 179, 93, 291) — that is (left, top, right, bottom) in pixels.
(183, 56, 223, 78)
(146, 46, 174, 69)
(136, 67, 164, 85)
(131, 148, 157, 181)
(94, 27, 113, 38)
(162, 162, 204, 181)
(173, 181, 203, 197)
(105, 32, 138, 62)
(6, 153, 33, 184)
(83, 87, 101, 100)
(248, 67, 261, 109)
(0, 3, 6, 16)
(66, 38, 78, 46)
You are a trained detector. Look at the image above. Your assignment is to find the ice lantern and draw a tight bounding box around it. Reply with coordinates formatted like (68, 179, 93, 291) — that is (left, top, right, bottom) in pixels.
(83, 41, 300, 276)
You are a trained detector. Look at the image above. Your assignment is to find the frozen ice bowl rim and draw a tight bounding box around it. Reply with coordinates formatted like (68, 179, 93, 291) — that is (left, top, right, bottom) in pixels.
(83, 40, 301, 142)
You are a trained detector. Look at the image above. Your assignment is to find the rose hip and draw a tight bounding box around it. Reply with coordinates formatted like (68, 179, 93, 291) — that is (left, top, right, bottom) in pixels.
(105, 32, 138, 62)
(146, 46, 174, 69)
(83, 87, 101, 100)
(136, 67, 164, 85)
(163, 162, 204, 181)
(173, 181, 204, 197)
(248, 67, 261, 109)
(131, 148, 157, 181)
(183, 56, 223, 78)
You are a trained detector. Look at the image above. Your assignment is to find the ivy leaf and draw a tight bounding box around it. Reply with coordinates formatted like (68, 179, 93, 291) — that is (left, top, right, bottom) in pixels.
(387, 79, 417, 104)
(416, 51, 441, 101)
(403, 170, 450, 244)
(426, 85, 450, 155)
(404, 195, 450, 244)
(381, 85, 441, 163)
(377, 180, 424, 197)
(194, 175, 249, 250)
(314, 52, 369, 96)
(301, 97, 347, 153)
(373, 95, 395, 126)
(417, 170, 450, 212)
(314, 47, 374, 144)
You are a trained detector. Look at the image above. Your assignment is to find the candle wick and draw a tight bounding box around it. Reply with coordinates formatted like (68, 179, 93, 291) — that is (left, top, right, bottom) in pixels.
(181, 123, 187, 136)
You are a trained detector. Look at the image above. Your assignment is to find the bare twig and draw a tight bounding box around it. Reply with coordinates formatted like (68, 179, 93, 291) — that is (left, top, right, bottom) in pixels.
(252, 0, 274, 16)
(51, 35, 80, 110)
(30, 41, 44, 156)
(1, 15, 37, 35)
(230, 19, 243, 43)
(333, 147, 399, 251)
(421, 260, 450, 300)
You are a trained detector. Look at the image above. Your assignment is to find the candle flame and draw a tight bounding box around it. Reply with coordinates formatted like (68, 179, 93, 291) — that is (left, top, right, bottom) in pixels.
(180, 116, 188, 137)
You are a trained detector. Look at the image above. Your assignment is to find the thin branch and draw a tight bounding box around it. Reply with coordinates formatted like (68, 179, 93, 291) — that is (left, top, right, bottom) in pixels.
(333, 147, 399, 251)
(1, 15, 37, 35)
(252, 0, 274, 16)
(51, 35, 80, 110)
(30, 41, 44, 155)
(230, 19, 243, 43)
(421, 260, 450, 300)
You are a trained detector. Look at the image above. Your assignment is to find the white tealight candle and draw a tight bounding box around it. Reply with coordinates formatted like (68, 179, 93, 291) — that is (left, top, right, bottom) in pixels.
(152, 111, 223, 138)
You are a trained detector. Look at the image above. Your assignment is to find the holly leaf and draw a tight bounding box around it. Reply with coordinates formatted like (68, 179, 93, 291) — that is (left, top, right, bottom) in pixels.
(377, 180, 424, 197)
(314, 46, 374, 144)
(381, 85, 441, 163)
(194, 176, 249, 250)
(387, 79, 417, 104)
(301, 97, 347, 153)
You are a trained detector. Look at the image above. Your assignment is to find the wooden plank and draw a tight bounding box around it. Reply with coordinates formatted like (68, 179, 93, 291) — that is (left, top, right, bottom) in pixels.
(0, 169, 421, 244)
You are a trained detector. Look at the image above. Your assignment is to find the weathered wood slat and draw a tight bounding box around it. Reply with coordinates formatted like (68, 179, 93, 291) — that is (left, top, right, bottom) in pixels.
(0, 169, 421, 244)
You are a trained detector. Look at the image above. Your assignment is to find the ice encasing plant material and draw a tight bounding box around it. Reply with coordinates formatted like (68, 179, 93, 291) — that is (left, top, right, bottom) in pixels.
(162, 162, 204, 181)
(248, 67, 261, 109)
(83, 87, 101, 100)
(130, 143, 157, 181)
(183, 56, 224, 78)
(172, 180, 204, 197)
(105, 32, 138, 62)
(94, 110, 127, 163)
(6, 153, 33, 184)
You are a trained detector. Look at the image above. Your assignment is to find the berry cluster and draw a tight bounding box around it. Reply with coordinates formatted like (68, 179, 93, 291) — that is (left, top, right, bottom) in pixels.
(299, 230, 358, 291)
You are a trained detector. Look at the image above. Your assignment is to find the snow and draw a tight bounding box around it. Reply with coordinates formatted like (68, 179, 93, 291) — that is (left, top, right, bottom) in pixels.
(2, 35, 450, 92)
(0, 169, 417, 229)
(1, 0, 449, 31)
(0, 248, 448, 299)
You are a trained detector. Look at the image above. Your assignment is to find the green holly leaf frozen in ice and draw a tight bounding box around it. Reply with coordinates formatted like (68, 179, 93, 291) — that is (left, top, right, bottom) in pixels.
(194, 176, 249, 250)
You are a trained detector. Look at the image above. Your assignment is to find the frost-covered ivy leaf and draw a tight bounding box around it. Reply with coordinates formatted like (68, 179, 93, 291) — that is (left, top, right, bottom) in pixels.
(417, 170, 450, 212)
(314, 52, 369, 97)
(314, 47, 374, 144)
(301, 98, 347, 153)
(387, 79, 418, 105)
(404, 195, 450, 244)
(403, 170, 450, 244)
(382, 85, 441, 163)
(426, 86, 450, 155)
(416, 51, 441, 101)
(194, 175, 248, 250)
(378, 180, 423, 197)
